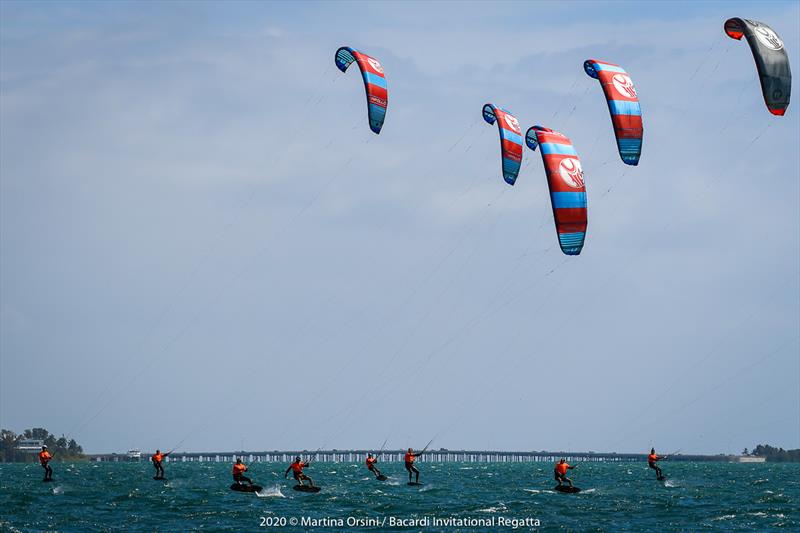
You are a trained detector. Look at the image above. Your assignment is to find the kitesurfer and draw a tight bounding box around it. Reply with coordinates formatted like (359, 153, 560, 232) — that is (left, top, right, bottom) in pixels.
(285, 456, 314, 487)
(554, 458, 576, 487)
(366, 453, 383, 478)
(151, 449, 170, 479)
(648, 448, 665, 479)
(404, 448, 422, 483)
(232, 458, 253, 486)
(38, 445, 53, 481)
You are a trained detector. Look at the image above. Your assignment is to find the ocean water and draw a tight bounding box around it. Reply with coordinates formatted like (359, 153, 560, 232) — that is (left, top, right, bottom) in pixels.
(1, 461, 797, 531)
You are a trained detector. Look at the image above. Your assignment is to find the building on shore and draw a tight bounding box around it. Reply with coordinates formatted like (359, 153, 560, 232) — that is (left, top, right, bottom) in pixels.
(729, 455, 766, 463)
(16, 439, 44, 453)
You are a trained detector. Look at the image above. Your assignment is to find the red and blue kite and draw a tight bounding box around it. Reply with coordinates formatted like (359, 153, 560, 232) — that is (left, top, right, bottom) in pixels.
(584, 59, 643, 166)
(335, 47, 388, 134)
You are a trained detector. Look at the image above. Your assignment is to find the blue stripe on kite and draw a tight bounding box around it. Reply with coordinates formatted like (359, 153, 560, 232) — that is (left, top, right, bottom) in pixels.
(558, 231, 586, 250)
(368, 104, 386, 133)
(369, 103, 386, 119)
(592, 63, 626, 74)
(336, 49, 356, 72)
(363, 72, 387, 89)
(558, 232, 585, 255)
(617, 138, 642, 150)
(539, 142, 578, 156)
(608, 100, 641, 116)
(501, 130, 523, 146)
(551, 192, 587, 209)
(502, 157, 521, 171)
(617, 138, 641, 164)
(559, 232, 585, 245)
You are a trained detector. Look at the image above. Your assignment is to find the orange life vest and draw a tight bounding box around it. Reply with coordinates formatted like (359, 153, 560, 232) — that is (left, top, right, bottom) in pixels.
(404, 452, 415, 464)
(39, 451, 51, 465)
(366, 457, 377, 468)
(555, 462, 569, 475)
(232, 463, 247, 475)
(152, 453, 163, 463)
(648, 453, 658, 464)
(290, 461, 305, 474)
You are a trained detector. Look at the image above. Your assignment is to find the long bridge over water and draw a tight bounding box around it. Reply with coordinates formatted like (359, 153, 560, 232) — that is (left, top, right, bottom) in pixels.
(89, 449, 733, 463)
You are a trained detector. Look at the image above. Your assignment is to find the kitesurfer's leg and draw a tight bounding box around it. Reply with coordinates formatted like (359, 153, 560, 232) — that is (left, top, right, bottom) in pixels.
(555, 473, 562, 486)
(566, 475, 573, 487)
(412, 465, 419, 483)
(649, 463, 661, 478)
(406, 464, 412, 481)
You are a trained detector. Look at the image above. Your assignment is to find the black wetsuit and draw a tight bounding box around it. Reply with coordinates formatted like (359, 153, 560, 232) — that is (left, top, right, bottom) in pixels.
(153, 461, 164, 478)
(42, 462, 53, 481)
(367, 460, 382, 478)
(39, 452, 53, 481)
(649, 461, 662, 478)
(405, 462, 419, 482)
(233, 472, 253, 485)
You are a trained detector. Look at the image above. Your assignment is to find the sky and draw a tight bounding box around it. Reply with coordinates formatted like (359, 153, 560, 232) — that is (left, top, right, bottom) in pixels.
(1, 1, 798, 456)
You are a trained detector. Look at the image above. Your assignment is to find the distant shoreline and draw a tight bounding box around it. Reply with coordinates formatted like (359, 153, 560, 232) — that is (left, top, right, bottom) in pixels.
(85, 449, 772, 463)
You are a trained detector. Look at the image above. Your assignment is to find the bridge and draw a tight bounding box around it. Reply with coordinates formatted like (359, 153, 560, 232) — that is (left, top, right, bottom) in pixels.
(88, 449, 730, 463)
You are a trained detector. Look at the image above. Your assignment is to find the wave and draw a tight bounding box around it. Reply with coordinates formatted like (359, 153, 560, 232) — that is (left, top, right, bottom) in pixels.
(255, 485, 285, 498)
(477, 505, 507, 513)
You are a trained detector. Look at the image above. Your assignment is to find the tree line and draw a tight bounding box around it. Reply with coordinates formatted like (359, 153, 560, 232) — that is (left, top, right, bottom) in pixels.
(744, 444, 800, 462)
(0, 427, 85, 462)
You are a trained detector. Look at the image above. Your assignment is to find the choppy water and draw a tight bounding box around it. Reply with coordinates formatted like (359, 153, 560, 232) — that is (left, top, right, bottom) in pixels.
(1, 461, 797, 531)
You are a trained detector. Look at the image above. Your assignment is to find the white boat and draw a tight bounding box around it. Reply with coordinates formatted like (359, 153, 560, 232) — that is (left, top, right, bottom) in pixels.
(127, 449, 142, 460)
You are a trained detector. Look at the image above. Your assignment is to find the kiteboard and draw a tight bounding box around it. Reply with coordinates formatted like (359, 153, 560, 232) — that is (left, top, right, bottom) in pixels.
(376, 474, 388, 481)
(554, 485, 581, 493)
(407, 482, 423, 486)
(293, 484, 321, 493)
(230, 483, 262, 493)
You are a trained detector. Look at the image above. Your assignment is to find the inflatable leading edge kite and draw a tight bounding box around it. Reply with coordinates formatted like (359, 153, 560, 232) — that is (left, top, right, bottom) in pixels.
(526, 126, 587, 256)
(482, 104, 523, 185)
(584, 59, 643, 166)
(335, 47, 388, 134)
(724, 18, 791, 116)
